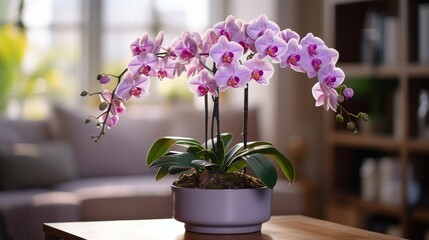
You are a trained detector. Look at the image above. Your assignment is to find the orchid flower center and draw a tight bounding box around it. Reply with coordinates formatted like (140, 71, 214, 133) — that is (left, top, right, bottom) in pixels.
(112, 100, 125, 114)
(219, 29, 232, 41)
(197, 85, 209, 96)
(130, 86, 142, 97)
(228, 76, 240, 88)
(288, 54, 301, 66)
(158, 69, 167, 79)
(266, 46, 279, 57)
(251, 69, 264, 81)
(181, 49, 194, 60)
(134, 46, 143, 55)
(311, 58, 322, 72)
(325, 76, 337, 88)
(139, 65, 151, 76)
(239, 41, 249, 53)
(223, 52, 234, 64)
(308, 44, 318, 56)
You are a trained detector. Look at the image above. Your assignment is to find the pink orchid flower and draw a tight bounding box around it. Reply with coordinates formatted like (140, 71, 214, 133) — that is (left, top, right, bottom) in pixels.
(187, 57, 207, 78)
(209, 35, 244, 68)
(213, 15, 241, 41)
(244, 56, 274, 85)
(255, 29, 287, 62)
(99, 113, 118, 129)
(246, 14, 280, 40)
(318, 63, 345, 88)
(231, 30, 250, 54)
(157, 57, 176, 80)
(214, 64, 251, 92)
(280, 28, 300, 43)
(127, 53, 159, 77)
(300, 33, 338, 78)
(153, 31, 164, 54)
(130, 33, 154, 56)
(116, 73, 150, 101)
(280, 38, 307, 72)
(174, 32, 199, 64)
(201, 29, 218, 53)
(99, 91, 125, 128)
(100, 91, 126, 115)
(312, 82, 339, 112)
(188, 69, 218, 97)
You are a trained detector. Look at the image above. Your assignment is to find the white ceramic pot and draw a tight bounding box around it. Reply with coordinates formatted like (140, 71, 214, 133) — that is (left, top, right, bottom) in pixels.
(172, 185, 273, 234)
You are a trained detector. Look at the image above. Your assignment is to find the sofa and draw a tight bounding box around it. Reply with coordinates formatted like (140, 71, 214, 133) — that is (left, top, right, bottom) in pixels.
(0, 105, 313, 240)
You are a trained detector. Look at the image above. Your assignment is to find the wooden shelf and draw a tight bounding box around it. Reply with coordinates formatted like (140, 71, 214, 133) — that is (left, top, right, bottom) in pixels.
(408, 139, 429, 154)
(412, 208, 429, 223)
(338, 64, 401, 78)
(331, 194, 402, 218)
(327, 131, 401, 151)
(324, 0, 429, 238)
(408, 64, 429, 77)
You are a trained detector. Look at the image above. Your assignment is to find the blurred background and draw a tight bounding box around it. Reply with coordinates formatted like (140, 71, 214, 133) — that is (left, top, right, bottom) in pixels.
(1, 0, 429, 239)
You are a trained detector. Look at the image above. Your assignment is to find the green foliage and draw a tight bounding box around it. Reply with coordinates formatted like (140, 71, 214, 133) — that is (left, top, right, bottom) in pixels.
(146, 133, 295, 189)
(0, 24, 27, 111)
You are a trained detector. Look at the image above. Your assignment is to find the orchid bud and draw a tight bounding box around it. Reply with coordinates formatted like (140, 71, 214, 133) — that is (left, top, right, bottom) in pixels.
(96, 74, 102, 80)
(80, 90, 88, 97)
(343, 87, 354, 100)
(347, 121, 356, 131)
(99, 75, 111, 84)
(99, 102, 108, 111)
(359, 112, 369, 121)
(336, 114, 344, 123)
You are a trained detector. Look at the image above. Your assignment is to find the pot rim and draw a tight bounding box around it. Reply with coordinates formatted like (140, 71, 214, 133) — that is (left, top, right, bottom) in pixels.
(171, 184, 270, 191)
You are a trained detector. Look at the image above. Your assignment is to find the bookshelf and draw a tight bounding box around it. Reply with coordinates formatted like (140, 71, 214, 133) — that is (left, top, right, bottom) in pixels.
(323, 0, 429, 239)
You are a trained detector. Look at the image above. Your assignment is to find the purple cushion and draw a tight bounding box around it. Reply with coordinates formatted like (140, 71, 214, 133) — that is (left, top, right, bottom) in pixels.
(0, 141, 78, 190)
(51, 106, 172, 178)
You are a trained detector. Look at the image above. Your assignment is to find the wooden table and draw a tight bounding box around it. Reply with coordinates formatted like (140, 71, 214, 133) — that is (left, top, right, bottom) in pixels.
(43, 215, 406, 240)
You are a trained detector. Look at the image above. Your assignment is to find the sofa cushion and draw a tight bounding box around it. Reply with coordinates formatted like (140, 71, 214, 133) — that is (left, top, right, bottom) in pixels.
(0, 119, 52, 145)
(0, 189, 80, 240)
(55, 175, 174, 220)
(51, 106, 171, 178)
(0, 141, 78, 190)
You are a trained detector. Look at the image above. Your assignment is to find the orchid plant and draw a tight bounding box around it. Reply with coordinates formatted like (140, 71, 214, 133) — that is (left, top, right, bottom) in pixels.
(82, 15, 368, 189)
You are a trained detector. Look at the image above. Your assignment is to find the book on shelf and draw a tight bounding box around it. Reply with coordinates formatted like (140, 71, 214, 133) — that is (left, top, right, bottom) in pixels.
(419, 3, 429, 63)
(361, 11, 399, 65)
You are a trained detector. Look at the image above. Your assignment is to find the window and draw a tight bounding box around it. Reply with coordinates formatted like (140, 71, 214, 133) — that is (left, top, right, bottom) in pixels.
(2, 0, 83, 119)
(99, 0, 211, 104)
(1, 0, 214, 119)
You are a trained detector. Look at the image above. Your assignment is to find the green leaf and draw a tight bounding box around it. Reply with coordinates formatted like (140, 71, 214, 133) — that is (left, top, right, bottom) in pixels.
(196, 149, 218, 163)
(191, 159, 218, 167)
(225, 143, 245, 164)
(240, 146, 295, 183)
(187, 146, 202, 155)
(146, 136, 202, 166)
(243, 154, 277, 188)
(224, 141, 273, 167)
(155, 167, 169, 181)
(148, 152, 197, 169)
(226, 159, 247, 173)
(168, 166, 192, 175)
(205, 133, 233, 150)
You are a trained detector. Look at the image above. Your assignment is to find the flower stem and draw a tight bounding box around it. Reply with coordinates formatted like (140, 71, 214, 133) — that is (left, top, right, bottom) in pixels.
(243, 83, 249, 174)
(243, 84, 249, 148)
(95, 68, 127, 141)
(204, 94, 208, 149)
